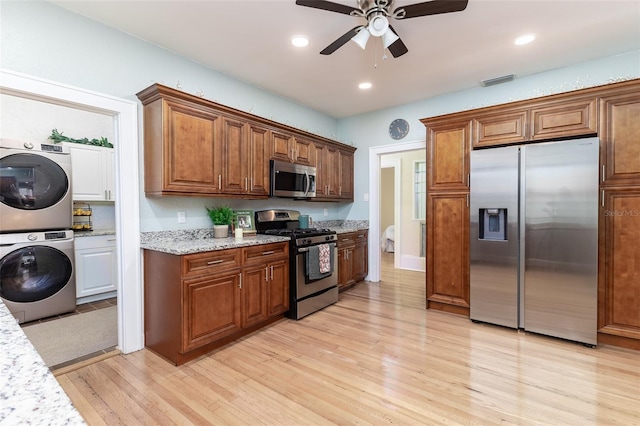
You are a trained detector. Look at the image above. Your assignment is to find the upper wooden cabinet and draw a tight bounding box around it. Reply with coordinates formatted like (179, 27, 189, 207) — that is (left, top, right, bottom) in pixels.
(473, 110, 528, 148)
(600, 89, 640, 185)
(137, 83, 356, 200)
(271, 131, 315, 166)
(426, 119, 471, 191)
(142, 96, 223, 196)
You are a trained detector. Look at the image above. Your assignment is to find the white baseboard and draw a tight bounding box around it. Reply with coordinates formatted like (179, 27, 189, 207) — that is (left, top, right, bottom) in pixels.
(399, 255, 426, 272)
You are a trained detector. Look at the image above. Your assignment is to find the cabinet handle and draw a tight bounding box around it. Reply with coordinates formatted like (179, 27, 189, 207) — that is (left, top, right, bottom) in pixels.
(339, 186, 342, 196)
(218, 175, 221, 190)
(106, 238, 116, 242)
(602, 165, 605, 183)
(467, 194, 469, 208)
(104, 190, 108, 200)
(341, 238, 350, 242)
(238, 273, 242, 289)
(262, 250, 274, 255)
(467, 174, 470, 188)
(601, 190, 605, 207)
(207, 259, 224, 265)
(265, 267, 269, 282)
(270, 265, 274, 280)
(250, 177, 253, 191)
(357, 235, 364, 239)
(245, 177, 248, 191)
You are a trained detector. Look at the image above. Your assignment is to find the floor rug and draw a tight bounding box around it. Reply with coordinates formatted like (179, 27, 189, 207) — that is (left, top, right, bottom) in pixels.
(22, 306, 117, 367)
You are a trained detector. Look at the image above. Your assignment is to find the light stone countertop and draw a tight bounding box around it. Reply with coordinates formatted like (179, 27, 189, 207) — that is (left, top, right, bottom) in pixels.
(140, 230, 290, 255)
(74, 228, 116, 237)
(0, 301, 86, 425)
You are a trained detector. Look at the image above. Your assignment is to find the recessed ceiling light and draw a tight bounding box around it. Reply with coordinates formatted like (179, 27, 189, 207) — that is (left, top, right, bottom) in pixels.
(514, 34, 535, 46)
(359, 82, 372, 90)
(291, 36, 309, 47)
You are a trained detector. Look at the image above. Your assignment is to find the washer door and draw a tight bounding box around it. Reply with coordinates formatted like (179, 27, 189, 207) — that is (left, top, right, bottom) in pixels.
(0, 246, 73, 303)
(0, 153, 69, 210)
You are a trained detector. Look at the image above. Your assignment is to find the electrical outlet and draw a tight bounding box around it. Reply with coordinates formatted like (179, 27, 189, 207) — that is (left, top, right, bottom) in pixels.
(363, 193, 369, 202)
(323, 208, 328, 216)
(177, 211, 186, 223)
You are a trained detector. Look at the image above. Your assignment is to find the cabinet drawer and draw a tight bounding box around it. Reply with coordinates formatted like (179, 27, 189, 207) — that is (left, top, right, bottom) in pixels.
(355, 230, 368, 242)
(243, 242, 288, 265)
(182, 249, 241, 277)
(337, 232, 356, 247)
(75, 234, 117, 250)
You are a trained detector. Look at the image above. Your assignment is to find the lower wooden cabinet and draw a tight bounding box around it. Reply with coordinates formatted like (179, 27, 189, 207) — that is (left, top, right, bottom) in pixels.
(144, 242, 288, 365)
(337, 230, 368, 290)
(426, 193, 470, 315)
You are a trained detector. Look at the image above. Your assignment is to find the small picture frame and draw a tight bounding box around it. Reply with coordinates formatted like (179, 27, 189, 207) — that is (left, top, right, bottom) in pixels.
(233, 210, 255, 231)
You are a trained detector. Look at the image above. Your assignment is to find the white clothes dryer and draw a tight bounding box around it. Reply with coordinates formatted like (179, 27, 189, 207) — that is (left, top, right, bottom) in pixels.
(0, 229, 76, 323)
(0, 139, 72, 232)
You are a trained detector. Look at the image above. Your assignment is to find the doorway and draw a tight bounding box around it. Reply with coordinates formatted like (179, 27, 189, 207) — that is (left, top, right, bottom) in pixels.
(1, 70, 143, 354)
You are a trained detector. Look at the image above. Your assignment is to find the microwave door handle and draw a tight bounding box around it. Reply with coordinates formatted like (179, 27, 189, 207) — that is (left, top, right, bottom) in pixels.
(304, 171, 310, 197)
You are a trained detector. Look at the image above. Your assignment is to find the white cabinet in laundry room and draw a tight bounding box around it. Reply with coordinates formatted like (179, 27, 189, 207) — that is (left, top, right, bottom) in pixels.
(63, 143, 115, 201)
(75, 235, 117, 303)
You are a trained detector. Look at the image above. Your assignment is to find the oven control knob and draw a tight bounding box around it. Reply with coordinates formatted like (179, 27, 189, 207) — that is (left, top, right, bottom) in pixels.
(325, 236, 332, 241)
(27, 234, 38, 241)
(23, 142, 34, 150)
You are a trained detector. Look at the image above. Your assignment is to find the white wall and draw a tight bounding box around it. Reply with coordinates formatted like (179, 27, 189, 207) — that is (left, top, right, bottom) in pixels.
(2, 1, 639, 227)
(338, 51, 640, 220)
(0, 1, 344, 232)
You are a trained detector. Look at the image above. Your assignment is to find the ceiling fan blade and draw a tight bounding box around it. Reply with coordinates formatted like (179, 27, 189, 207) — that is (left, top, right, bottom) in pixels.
(387, 26, 408, 58)
(320, 26, 362, 55)
(295, 0, 360, 16)
(394, 0, 468, 19)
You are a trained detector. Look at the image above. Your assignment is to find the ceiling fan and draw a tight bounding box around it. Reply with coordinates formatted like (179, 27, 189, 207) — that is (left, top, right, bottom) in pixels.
(295, 0, 469, 58)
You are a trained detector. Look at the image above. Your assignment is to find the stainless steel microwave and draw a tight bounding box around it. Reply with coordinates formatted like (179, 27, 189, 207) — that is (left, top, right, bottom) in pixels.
(270, 160, 316, 198)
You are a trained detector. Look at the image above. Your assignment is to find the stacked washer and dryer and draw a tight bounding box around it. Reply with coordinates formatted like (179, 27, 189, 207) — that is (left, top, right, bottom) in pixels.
(0, 138, 76, 323)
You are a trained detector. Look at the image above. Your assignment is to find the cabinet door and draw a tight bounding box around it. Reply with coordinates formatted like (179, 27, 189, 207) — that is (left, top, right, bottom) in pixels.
(600, 91, 640, 185)
(271, 130, 294, 163)
(599, 188, 640, 342)
(75, 242, 117, 300)
(292, 137, 314, 166)
(266, 259, 289, 317)
(182, 272, 242, 352)
(65, 143, 109, 201)
(472, 110, 528, 148)
(163, 100, 222, 194)
(324, 145, 339, 198)
(313, 143, 328, 198)
(427, 121, 470, 191)
(426, 193, 470, 314)
(353, 231, 368, 282)
(221, 116, 248, 194)
(247, 123, 270, 196)
(242, 266, 269, 328)
(338, 149, 354, 201)
(530, 98, 597, 141)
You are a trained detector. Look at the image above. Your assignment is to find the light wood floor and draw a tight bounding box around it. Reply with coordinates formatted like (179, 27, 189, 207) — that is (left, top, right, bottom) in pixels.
(57, 253, 640, 425)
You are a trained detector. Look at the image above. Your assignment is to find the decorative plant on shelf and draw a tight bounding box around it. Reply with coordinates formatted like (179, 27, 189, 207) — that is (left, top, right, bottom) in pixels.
(206, 205, 234, 238)
(48, 128, 113, 148)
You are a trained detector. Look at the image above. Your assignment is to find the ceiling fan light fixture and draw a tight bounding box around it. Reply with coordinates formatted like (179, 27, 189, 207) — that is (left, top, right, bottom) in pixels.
(351, 27, 371, 50)
(368, 15, 389, 37)
(382, 28, 399, 48)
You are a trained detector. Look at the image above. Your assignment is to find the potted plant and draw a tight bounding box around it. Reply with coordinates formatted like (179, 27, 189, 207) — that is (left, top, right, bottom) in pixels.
(206, 205, 234, 238)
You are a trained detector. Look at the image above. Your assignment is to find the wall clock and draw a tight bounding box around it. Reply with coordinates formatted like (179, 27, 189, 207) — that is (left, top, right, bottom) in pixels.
(389, 118, 409, 140)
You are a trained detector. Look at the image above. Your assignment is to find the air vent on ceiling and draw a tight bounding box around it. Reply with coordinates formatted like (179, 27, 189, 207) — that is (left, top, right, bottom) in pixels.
(481, 74, 516, 87)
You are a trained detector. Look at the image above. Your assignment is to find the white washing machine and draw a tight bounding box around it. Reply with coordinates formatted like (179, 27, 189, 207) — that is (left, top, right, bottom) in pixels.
(0, 139, 72, 232)
(0, 230, 76, 323)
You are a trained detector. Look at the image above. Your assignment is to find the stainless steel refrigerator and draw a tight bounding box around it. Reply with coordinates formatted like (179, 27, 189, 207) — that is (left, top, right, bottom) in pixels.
(470, 138, 599, 346)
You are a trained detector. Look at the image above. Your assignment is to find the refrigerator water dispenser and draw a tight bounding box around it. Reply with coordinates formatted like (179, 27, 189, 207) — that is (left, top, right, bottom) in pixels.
(479, 208, 507, 240)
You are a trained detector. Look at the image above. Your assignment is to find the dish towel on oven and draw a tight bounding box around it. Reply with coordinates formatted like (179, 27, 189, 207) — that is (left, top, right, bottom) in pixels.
(306, 243, 334, 280)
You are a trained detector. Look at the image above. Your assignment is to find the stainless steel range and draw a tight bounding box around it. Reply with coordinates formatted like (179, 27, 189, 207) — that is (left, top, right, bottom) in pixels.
(255, 210, 338, 319)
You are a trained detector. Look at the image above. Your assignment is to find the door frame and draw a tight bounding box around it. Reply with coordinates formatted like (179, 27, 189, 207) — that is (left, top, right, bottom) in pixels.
(368, 139, 425, 282)
(1, 69, 143, 353)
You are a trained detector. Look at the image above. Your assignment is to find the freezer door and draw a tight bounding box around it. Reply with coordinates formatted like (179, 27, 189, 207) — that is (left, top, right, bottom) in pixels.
(523, 138, 599, 345)
(470, 146, 519, 328)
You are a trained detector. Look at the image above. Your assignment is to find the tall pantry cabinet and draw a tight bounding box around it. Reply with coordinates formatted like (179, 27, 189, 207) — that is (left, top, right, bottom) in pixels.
(421, 78, 640, 350)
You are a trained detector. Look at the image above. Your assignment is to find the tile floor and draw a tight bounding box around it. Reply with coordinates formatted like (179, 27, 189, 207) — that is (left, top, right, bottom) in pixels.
(20, 297, 119, 370)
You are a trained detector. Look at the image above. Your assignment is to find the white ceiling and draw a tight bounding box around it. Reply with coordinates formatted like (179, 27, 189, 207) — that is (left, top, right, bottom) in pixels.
(50, 0, 640, 118)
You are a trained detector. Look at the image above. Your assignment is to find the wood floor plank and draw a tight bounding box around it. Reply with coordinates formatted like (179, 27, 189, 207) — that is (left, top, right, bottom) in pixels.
(57, 254, 640, 425)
